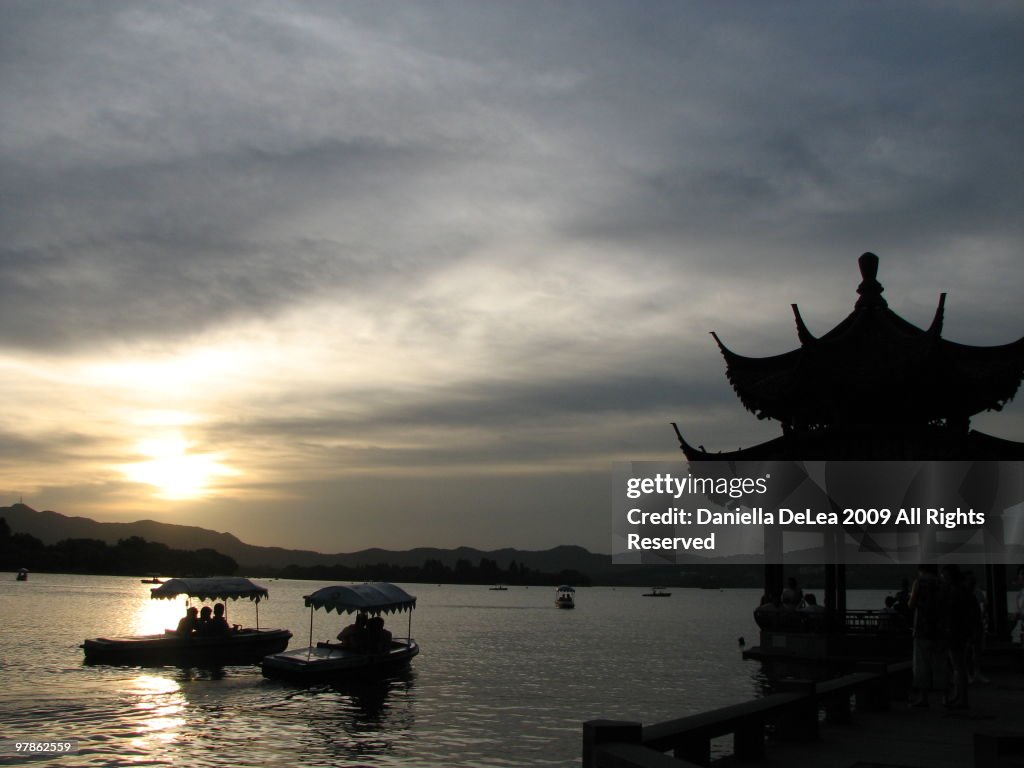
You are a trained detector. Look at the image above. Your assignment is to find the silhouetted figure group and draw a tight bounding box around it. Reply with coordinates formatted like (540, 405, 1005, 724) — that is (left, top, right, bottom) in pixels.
(908, 563, 984, 710)
(337, 611, 393, 653)
(175, 603, 234, 637)
(753, 578, 825, 631)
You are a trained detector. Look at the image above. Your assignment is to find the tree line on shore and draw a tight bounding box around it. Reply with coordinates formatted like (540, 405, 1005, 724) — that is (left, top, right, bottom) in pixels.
(269, 557, 592, 587)
(1, 518, 591, 584)
(0, 518, 238, 577)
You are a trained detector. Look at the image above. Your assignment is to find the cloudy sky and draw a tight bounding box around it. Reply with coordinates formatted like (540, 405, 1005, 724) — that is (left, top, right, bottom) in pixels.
(1, 1, 1022, 553)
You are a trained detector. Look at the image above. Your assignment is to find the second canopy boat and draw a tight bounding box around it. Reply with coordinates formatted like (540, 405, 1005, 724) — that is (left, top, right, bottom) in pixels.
(261, 582, 418, 681)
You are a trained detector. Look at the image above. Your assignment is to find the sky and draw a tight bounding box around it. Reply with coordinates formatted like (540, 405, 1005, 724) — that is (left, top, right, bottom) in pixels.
(1, 1, 1022, 554)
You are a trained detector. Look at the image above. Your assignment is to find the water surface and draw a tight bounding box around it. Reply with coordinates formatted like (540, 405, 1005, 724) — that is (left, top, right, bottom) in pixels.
(1, 575, 850, 767)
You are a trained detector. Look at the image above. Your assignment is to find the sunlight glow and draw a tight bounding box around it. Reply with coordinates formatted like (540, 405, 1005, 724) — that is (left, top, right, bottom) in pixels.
(133, 593, 186, 636)
(120, 435, 238, 500)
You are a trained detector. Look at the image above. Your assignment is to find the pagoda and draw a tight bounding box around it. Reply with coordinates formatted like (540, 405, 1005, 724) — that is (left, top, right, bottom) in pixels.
(674, 253, 1024, 639)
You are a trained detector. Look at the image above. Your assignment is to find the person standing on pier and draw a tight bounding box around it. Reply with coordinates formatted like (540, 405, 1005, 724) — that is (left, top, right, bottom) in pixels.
(908, 564, 947, 708)
(942, 564, 978, 709)
(1016, 567, 1024, 641)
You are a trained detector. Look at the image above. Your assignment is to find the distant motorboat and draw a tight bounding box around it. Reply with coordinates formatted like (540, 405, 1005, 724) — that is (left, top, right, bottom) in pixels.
(140, 577, 163, 584)
(489, 584, 508, 591)
(82, 577, 290, 666)
(16, 568, 28, 582)
(555, 585, 575, 609)
(262, 582, 419, 681)
(642, 587, 671, 597)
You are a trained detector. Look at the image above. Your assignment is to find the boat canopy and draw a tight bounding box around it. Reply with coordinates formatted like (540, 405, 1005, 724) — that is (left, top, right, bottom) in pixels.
(304, 582, 417, 615)
(150, 577, 270, 602)
(557, 585, 576, 592)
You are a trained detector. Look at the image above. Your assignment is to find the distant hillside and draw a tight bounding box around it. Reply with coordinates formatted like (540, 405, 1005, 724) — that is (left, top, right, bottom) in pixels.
(0, 503, 616, 576)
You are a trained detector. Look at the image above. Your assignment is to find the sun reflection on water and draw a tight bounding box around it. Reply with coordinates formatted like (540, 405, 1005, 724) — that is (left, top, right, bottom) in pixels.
(126, 674, 186, 751)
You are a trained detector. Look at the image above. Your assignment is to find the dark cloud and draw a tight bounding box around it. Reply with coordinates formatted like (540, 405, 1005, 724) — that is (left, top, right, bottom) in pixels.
(0, 429, 108, 466)
(2, 2, 1020, 351)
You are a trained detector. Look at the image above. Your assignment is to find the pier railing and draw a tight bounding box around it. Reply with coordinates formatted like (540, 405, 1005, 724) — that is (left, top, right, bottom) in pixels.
(582, 661, 911, 768)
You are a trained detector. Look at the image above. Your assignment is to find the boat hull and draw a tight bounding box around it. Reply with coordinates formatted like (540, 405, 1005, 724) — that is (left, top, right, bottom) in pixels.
(82, 628, 292, 666)
(261, 639, 419, 681)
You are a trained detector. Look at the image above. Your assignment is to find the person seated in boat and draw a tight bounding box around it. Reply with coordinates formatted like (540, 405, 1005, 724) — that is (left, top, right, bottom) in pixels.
(798, 593, 824, 613)
(195, 605, 214, 634)
(366, 615, 392, 652)
(753, 592, 779, 629)
(175, 606, 199, 636)
(337, 611, 368, 651)
(780, 577, 803, 609)
(208, 603, 231, 634)
(796, 593, 825, 631)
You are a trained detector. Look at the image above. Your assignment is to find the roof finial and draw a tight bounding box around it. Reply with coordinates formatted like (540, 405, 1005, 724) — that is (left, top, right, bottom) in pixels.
(671, 423, 706, 460)
(792, 304, 816, 345)
(855, 252, 887, 308)
(927, 293, 947, 336)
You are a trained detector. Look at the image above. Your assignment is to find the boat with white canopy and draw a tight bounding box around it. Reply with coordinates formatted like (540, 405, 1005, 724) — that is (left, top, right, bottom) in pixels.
(82, 577, 291, 666)
(555, 584, 575, 609)
(261, 582, 418, 681)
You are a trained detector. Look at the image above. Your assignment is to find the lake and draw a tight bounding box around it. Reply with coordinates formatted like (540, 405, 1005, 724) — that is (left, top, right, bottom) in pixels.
(1, 575, 890, 767)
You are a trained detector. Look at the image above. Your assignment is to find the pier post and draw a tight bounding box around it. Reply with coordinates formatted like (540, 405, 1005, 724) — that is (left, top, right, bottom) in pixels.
(854, 661, 890, 712)
(771, 679, 818, 743)
(582, 720, 641, 768)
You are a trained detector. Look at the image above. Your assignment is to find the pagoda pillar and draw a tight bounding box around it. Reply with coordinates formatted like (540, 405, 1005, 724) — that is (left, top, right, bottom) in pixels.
(764, 526, 784, 601)
(824, 532, 838, 632)
(986, 564, 1009, 640)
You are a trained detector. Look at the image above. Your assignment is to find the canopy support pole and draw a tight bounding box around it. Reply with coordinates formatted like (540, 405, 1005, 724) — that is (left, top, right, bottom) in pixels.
(307, 606, 314, 660)
(255, 599, 260, 630)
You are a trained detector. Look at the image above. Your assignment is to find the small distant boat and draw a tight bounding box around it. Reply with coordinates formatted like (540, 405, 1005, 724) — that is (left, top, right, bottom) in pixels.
(555, 585, 575, 609)
(489, 584, 508, 591)
(140, 577, 163, 584)
(642, 587, 671, 597)
(262, 582, 419, 681)
(82, 577, 291, 666)
(16, 568, 28, 582)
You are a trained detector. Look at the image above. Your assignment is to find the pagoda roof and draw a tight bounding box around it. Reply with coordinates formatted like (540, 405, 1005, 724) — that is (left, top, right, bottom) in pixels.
(673, 423, 1024, 462)
(713, 253, 1024, 428)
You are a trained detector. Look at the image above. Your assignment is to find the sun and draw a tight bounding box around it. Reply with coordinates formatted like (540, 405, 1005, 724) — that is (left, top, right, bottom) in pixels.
(121, 436, 236, 500)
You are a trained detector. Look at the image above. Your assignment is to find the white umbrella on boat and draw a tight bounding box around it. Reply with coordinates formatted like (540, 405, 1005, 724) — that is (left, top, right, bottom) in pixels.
(151, 577, 271, 628)
(303, 582, 417, 614)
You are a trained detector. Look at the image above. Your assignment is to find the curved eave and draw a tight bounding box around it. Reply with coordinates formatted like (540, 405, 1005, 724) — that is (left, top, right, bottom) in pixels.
(711, 332, 803, 420)
(942, 336, 1024, 412)
(967, 430, 1024, 460)
(673, 424, 790, 461)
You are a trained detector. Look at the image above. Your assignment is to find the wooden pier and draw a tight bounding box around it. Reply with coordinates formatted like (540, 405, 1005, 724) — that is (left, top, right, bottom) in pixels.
(583, 656, 1024, 768)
